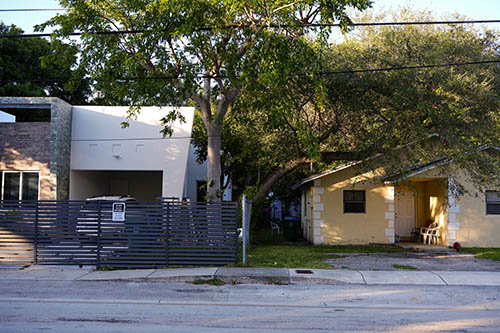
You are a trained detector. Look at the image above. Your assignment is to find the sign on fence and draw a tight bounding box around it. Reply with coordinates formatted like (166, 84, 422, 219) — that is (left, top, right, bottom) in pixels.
(112, 202, 126, 221)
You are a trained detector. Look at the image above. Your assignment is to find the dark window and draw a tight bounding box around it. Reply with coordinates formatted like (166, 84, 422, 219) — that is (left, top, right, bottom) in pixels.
(4, 173, 20, 200)
(486, 191, 500, 215)
(1, 172, 40, 200)
(344, 190, 365, 213)
(22, 173, 39, 200)
(196, 181, 207, 202)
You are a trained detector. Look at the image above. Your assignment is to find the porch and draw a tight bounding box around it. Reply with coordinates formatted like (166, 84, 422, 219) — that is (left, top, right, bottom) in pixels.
(394, 178, 448, 245)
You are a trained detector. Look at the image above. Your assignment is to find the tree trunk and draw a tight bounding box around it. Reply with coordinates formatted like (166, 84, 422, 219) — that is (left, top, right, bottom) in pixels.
(253, 157, 309, 204)
(206, 123, 222, 201)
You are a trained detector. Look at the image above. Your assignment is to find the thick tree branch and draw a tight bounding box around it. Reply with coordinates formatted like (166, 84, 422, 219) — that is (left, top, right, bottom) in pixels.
(253, 157, 309, 204)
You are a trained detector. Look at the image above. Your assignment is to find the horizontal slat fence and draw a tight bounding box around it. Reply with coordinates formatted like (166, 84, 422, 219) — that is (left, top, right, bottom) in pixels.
(0, 199, 238, 268)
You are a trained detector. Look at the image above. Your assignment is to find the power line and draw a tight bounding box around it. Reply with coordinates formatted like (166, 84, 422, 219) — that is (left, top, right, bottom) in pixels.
(315, 60, 500, 76)
(2, 19, 500, 38)
(0, 8, 68, 12)
(1, 59, 499, 84)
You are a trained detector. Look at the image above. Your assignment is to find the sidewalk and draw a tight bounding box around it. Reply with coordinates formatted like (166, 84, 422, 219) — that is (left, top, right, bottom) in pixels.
(1, 265, 500, 286)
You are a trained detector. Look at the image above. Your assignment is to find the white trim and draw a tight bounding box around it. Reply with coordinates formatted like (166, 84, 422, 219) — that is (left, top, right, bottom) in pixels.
(313, 187, 324, 195)
(384, 212, 395, 220)
(385, 186, 395, 243)
(313, 203, 324, 211)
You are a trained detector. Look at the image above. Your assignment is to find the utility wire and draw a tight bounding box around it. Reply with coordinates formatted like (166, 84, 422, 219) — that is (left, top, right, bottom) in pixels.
(1, 60, 499, 84)
(0, 8, 68, 12)
(1, 19, 500, 38)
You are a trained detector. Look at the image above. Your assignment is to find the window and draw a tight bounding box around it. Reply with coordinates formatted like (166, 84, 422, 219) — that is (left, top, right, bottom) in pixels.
(344, 190, 366, 213)
(0, 171, 39, 200)
(486, 191, 500, 215)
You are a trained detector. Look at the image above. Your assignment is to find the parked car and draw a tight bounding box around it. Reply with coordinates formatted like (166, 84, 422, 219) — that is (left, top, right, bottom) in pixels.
(76, 196, 137, 243)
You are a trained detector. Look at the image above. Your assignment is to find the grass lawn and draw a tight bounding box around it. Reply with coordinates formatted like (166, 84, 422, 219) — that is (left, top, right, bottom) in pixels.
(460, 248, 500, 261)
(234, 228, 407, 269)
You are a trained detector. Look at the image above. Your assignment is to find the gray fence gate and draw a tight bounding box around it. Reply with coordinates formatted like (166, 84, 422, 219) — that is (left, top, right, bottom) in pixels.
(0, 199, 238, 268)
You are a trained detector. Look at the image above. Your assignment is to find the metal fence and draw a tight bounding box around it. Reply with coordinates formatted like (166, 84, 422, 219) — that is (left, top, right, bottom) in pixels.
(0, 199, 238, 268)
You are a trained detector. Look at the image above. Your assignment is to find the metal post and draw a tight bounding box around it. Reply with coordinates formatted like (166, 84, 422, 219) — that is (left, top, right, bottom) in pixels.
(34, 201, 38, 264)
(96, 201, 101, 269)
(242, 195, 247, 265)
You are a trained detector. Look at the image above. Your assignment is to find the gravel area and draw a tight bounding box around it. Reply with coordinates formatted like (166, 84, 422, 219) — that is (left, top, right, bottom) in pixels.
(324, 252, 500, 271)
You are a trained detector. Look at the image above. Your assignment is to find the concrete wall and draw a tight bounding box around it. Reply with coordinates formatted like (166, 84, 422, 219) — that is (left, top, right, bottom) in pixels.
(0, 111, 15, 122)
(184, 145, 206, 201)
(70, 105, 195, 200)
(0, 122, 51, 199)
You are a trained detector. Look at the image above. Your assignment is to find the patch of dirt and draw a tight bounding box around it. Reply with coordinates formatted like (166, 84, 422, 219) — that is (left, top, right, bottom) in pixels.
(323, 252, 500, 271)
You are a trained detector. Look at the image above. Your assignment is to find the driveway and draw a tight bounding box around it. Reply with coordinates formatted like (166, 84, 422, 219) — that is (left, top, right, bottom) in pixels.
(324, 252, 500, 271)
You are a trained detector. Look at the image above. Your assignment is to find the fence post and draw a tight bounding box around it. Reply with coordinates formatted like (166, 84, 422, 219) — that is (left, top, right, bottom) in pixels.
(164, 199, 169, 267)
(96, 201, 101, 269)
(34, 201, 39, 265)
(242, 196, 253, 265)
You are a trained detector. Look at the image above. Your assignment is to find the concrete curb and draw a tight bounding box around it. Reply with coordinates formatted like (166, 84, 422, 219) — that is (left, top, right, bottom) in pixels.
(1, 266, 500, 286)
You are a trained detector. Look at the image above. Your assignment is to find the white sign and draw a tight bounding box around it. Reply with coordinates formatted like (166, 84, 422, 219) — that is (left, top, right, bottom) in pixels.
(112, 202, 126, 221)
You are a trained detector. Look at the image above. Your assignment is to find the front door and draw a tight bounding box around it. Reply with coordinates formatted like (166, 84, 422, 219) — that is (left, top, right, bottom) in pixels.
(395, 190, 415, 238)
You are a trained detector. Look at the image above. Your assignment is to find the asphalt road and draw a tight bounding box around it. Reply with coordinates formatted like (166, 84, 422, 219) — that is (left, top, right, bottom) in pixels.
(1, 280, 500, 332)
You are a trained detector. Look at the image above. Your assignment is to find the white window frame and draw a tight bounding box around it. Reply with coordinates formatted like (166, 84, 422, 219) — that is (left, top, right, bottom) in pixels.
(0, 171, 40, 200)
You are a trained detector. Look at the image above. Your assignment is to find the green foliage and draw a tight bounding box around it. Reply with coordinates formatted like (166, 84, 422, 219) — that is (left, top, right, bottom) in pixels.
(202, 8, 500, 203)
(192, 278, 225, 286)
(392, 264, 418, 270)
(0, 23, 90, 103)
(237, 241, 406, 269)
(460, 248, 500, 261)
(323, 9, 500, 190)
(41, 0, 371, 198)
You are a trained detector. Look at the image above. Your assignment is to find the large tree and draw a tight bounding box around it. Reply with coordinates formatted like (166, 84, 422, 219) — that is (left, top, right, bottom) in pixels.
(0, 23, 90, 104)
(41, 0, 372, 200)
(192, 9, 500, 204)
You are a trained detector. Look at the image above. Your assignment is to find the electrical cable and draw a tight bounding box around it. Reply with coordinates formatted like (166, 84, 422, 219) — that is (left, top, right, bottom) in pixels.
(1, 19, 500, 38)
(1, 59, 499, 84)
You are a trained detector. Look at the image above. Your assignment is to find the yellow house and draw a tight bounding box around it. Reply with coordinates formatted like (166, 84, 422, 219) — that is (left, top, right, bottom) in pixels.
(293, 149, 500, 247)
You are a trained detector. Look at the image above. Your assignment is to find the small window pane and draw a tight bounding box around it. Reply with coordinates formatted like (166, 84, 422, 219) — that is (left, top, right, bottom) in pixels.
(486, 191, 500, 203)
(22, 173, 39, 200)
(4, 173, 20, 200)
(345, 202, 365, 213)
(486, 204, 500, 215)
(344, 190, 366, 213)
(353, 191, 365, 201)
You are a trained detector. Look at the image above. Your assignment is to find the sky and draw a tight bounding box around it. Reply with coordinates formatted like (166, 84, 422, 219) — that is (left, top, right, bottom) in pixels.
(1, 0, 500, 34)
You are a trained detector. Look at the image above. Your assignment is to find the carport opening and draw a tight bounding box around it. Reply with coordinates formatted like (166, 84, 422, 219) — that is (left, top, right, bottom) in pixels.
(70, 170, 162, 201)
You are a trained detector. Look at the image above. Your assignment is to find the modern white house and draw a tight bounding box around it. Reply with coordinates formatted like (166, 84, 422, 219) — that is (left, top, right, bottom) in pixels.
(0, 97, 229, 202)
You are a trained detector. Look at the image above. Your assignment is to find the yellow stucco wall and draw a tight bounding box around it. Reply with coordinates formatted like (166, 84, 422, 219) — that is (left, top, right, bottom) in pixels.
(451, 170, 500, 247)
(310, 166, 395, 245)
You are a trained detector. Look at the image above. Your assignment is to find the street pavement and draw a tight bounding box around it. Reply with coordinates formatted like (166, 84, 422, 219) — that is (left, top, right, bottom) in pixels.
(1, 265, 500, 286)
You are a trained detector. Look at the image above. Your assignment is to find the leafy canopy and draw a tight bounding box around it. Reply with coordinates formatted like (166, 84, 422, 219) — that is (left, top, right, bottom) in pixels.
(0, 23, 90, 104)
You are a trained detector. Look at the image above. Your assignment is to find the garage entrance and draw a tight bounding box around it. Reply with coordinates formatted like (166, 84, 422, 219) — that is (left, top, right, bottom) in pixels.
(70, 170, 162, 201)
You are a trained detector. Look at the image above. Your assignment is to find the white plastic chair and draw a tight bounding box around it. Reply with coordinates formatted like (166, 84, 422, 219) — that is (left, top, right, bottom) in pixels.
(420, 222, 441, 245)
(270, 221, 280, 234)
